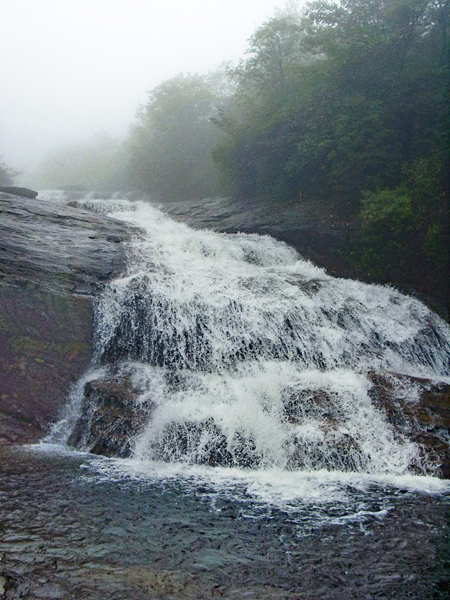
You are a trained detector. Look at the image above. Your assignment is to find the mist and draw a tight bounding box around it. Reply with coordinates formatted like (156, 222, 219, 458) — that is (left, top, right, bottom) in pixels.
(0, 0, 292, 180)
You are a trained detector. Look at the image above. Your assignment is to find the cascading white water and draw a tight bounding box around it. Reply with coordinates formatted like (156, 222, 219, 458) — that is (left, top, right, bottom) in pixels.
(48, 194, 450, 478)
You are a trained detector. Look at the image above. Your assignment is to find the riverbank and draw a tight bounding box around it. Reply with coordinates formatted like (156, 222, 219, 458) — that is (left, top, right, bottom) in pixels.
(0, 192, 132, 444)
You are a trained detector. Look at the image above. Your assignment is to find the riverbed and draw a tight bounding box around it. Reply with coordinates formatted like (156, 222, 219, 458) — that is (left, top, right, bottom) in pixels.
(1, 445, 449, 599)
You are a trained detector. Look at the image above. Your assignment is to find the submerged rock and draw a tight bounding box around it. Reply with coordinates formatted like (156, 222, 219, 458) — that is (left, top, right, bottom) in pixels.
(0, 192, 133, 444)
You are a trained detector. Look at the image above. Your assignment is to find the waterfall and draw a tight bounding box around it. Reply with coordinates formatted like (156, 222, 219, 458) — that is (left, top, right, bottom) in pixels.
(47, 194, 450, 478)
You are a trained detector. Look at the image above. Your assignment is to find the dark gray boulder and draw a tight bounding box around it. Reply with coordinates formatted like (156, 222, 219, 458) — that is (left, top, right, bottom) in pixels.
(0, 186, 38, 199)
(0, 192, 134, 444)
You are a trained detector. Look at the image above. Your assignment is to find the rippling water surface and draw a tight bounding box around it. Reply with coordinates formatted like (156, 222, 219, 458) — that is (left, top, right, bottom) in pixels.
(1, 445, 449, 599)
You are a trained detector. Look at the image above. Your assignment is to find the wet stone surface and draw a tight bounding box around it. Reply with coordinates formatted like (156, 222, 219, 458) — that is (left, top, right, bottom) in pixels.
(68, 374, 152, 458)
(0, 193, 135, 445)
(0, 192, 132, 296)
(1, 446, 450, 599)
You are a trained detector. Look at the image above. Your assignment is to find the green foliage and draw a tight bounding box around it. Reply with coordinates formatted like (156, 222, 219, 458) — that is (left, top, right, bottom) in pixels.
(362, 187, 412, 226)
(128, 72, 229, 201)
(360, 186, 414, 279)
(207, 0, 450, 303)
(359, 156, 449, 285)
(213, 0, 449, 216)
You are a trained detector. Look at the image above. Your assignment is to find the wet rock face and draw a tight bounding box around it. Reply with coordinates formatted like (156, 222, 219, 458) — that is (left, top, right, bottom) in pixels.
(71, 370, 450, 478)
(0, 284, 93, 443)
(368, 372, 450, 478)
(0, 186, 38, 199)
(0, 192, 131, 295)
(0, 192, 133, 444)
(68, 374, 153, 457)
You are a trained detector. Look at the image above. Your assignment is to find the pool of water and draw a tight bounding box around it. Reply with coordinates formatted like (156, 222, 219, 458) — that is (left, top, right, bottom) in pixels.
(1, 445, 450, 599)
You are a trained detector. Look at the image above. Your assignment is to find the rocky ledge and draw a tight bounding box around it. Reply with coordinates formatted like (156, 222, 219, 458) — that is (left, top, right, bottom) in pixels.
(0, 192, 134, 444)
(70, 369, 450, 478)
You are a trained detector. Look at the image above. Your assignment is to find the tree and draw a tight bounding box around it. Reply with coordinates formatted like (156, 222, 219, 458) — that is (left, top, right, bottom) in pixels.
(236, 15, 305, 105)
(128, 72, 228, 201)
(210, 0, 449, 304)
(212, 12, 310, 201)
(213, 0, 448, 211)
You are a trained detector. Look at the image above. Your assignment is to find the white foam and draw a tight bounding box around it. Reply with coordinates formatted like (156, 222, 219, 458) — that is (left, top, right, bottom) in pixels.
(48, 196, 450, 487)
(86, 455, 450, 508)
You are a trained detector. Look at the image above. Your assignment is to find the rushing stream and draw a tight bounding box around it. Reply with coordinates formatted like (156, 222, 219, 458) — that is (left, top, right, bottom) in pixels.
(54, 194, 450, 476)
(2, 191, 450, 599)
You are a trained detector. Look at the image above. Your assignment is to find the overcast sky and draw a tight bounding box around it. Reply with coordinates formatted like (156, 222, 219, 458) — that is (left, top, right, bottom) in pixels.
(0, 0, 299, 177)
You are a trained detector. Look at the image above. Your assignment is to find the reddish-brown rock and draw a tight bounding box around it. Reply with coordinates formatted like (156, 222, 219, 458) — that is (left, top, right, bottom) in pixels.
(368, 371, 450, 478)
(0, 192, 133, 444)
(68, 373, 153, 457)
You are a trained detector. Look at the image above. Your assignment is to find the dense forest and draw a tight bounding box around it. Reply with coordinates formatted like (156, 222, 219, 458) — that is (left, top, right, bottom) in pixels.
(26, 0, 450, 309)
(209, 0, 449, 304)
